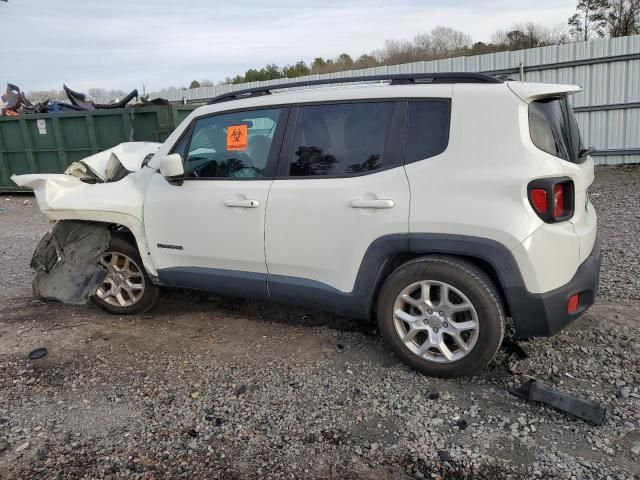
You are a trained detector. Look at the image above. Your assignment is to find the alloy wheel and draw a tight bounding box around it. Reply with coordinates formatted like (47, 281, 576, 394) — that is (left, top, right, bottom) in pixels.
(392, 280, 479, 363)
(96, 252, 145, 307)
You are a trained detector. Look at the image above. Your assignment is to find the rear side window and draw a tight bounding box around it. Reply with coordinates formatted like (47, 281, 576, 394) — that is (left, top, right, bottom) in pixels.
(529, 97, 584, 164)
(405, 100, 451, 164)
(287, 102, 394, 177)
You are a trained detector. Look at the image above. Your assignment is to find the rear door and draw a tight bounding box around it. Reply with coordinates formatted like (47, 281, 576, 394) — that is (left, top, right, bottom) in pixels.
(144, 107, 287, 297)
(264, 101, 410, 307)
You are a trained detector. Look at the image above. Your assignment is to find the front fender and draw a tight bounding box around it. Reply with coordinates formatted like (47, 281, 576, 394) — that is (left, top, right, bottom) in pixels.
(11, 171, 158, 277)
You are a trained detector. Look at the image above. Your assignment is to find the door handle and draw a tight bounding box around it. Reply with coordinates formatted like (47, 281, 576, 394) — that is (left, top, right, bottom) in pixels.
(225, 199, 260, 208)
(350, 198, 395, 209)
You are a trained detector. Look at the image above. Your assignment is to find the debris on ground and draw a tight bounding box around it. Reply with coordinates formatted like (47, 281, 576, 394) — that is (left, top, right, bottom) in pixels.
(511, 379, 607, 425)
(27, 347, 47, 360)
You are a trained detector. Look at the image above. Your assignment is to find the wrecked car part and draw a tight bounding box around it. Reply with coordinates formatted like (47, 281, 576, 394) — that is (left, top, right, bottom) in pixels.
(104, 153, 133, 182)
(73, 142, 161, 181)
(63, 162, 100, 183)
(138, 96, 170, 106)
(2, 83, 21, 110)
(512, 379, 607, 425)
(64, 84, 138, 110)
(94, 89, 138, 109)
(28, 348, 48, 360)
(31, 221, 111, 304)
(63, 84, 96, 111)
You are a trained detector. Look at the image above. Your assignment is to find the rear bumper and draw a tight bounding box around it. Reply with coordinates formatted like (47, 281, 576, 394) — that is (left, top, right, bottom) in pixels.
(510, 233, 601, 338)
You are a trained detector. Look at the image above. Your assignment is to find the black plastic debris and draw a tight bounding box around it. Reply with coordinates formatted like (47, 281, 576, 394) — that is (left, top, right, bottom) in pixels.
(426, 390, 440, 400)
(64, 85, 139, 111)
(502, 338, 529, 359)
(437, 450, 451, 462)
(456, 419, 468, 430)
(28, 348, 48, 360)
(31, 221, 110, 304)
(511, 379, 607, 425)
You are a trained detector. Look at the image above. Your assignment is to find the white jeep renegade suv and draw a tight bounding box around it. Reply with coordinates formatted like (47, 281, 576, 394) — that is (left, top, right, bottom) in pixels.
(14, 73, 600, 378)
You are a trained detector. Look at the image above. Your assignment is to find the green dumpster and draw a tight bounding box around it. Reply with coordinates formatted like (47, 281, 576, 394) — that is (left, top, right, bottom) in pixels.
(0, 104, 200, 192)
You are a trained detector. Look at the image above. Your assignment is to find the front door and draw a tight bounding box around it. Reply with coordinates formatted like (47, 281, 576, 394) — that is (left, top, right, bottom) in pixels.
(144, 106, 287, 298)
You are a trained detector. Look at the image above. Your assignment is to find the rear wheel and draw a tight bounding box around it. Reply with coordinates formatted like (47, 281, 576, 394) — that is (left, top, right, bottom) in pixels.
(377, 256, 505, 378)
(93, 234, 160, 314)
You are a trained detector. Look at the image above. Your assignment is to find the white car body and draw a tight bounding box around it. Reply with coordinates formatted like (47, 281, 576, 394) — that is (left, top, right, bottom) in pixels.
(13, 76, 600, 339)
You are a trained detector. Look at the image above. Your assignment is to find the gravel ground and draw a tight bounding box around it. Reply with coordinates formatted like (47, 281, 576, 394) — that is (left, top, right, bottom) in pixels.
(0, 165, 639, 479)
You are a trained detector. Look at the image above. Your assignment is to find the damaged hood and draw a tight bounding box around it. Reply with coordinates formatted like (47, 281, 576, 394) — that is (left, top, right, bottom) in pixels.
(11, 141, 161, 204)
(12, 142, 160, 187)
(76, 142, 161, 182)
(10, 142, 156, 223)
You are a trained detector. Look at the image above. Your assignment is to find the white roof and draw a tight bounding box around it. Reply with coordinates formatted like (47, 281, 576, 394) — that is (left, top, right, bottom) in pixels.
(192, 83, 456, 117)
(188, 80, 582, 118)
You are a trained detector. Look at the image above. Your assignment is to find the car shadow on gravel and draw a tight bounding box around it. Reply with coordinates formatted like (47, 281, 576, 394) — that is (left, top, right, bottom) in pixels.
(159, 287, 380, 336)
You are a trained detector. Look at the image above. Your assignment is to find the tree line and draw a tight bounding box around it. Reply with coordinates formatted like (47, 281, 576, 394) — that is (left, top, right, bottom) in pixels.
(221, 0, 640, 85)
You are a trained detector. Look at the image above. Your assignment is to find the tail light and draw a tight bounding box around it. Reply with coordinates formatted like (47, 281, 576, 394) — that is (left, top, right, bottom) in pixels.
(527, 178, 574, 222)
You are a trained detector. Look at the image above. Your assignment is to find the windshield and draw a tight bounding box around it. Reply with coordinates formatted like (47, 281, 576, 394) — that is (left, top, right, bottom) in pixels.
(528, 96, 585, 164)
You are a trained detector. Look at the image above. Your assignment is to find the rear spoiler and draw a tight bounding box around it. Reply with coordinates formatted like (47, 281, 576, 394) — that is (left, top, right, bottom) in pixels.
(507, 82, 583, 103)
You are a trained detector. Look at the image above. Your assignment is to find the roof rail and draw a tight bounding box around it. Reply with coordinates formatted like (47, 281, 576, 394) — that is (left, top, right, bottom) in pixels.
(207, 72, 501, 104)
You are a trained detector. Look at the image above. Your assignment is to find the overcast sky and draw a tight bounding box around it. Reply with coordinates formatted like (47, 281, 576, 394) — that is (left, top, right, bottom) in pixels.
(0, 0, 578, 93)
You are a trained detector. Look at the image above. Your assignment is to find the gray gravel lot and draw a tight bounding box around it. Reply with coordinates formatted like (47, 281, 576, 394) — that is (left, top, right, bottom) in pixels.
(0, 166, 639, 479)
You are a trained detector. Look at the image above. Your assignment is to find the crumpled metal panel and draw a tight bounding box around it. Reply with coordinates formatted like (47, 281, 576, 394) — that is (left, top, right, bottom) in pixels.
(31, 221, 111, 304)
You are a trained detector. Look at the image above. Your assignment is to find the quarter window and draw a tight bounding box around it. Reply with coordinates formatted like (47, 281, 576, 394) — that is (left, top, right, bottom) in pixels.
(287, 102, 395, 177)
(405, 100, 451, 164)
(182, 108, 282, 179)
(529, 97, 584, 164)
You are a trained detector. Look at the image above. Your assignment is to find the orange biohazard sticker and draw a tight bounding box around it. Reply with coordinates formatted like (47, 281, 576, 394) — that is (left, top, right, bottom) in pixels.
(226, 124, 248, 151)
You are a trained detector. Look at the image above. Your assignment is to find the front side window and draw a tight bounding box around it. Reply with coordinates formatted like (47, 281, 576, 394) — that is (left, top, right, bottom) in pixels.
(182, 108, 282, 178)
(405, 100, 451, 164)
(529, 97, 584, 164)
(287, 102, 395, 177)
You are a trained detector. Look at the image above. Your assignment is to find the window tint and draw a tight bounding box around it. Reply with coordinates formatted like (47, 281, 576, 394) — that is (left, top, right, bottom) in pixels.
(288, 102, 394, 177)
(406, 100, 450, 163)
(529, 97, 584, 164)
(183, 108, 282, 178)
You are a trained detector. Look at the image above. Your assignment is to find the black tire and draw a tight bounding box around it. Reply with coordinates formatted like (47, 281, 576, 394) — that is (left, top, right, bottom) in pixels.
(92, 233, 160, 314)
(377, 255, 505, 378)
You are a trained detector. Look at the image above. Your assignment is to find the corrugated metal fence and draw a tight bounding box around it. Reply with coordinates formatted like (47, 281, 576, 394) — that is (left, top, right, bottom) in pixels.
(149, 35, 640, 165)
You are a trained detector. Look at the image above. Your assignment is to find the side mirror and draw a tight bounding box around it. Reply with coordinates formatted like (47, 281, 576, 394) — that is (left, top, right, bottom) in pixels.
(159, 154, 185, 184)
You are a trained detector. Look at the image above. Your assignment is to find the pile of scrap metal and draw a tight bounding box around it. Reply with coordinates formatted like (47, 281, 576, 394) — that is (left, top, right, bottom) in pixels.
(1, 83, 169, 117)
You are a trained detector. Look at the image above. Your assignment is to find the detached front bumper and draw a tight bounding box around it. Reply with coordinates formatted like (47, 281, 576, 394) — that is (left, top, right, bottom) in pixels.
(511, 233, 602, 339)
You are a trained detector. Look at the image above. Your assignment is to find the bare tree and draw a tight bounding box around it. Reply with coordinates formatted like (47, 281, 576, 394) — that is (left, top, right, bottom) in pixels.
(568, 0, 609, 41)
(429, 26, 472, 56)
(606, 0, 640, 36)
(373, 39, 418, 64)
(492, 22, 570, 49)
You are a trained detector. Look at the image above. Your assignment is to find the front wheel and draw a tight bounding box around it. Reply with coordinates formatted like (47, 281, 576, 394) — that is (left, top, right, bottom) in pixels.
(93, 234, 160, 314)
(377, 256, 505, 378)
